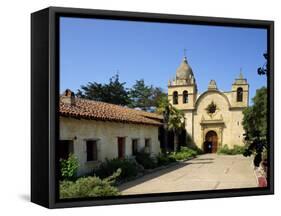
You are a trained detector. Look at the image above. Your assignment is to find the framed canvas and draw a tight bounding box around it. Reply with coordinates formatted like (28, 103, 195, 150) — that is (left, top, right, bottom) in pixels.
(31, 6, 274, 208)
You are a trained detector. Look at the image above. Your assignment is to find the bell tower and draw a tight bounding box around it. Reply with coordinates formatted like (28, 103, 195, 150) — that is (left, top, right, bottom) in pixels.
(231, 71, 249, 108)
(168, 54, 197, 111)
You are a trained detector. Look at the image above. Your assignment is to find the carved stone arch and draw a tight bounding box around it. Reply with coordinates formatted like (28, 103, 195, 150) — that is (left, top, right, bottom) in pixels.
(194, 90, 231, 110)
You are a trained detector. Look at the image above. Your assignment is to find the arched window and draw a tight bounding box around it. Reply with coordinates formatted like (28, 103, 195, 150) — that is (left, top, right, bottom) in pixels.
(183, 90, 188, 103)
(237, 87, 243, 102)
(173, 91, 178, 104)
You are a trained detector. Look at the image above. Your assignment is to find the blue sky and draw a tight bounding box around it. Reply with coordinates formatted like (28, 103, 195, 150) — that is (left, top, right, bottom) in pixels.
(60, 17, 267, 103)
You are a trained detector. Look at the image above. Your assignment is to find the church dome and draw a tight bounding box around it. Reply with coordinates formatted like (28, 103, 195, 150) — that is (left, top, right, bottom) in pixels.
(176, 57, 194, 80)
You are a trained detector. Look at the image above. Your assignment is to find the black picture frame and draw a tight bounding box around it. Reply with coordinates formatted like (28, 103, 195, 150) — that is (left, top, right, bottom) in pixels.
(31, 6, 274, 208)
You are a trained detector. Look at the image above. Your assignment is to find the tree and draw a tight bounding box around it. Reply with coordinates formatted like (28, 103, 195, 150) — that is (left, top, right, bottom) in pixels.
(157, 97, 185, 152)
(128, 79, 167, 111)
(157, 97, 170, 154)
(257, 53, 268, 76)
(151, 87, 167, 108)
(76, 74, 131, 106)
(169, 106, 185, 152)
(77, 76, 166, 111)
(128, 79, 154, 111)
(242, 52, 268, 168)
(242, 87, 267, 167)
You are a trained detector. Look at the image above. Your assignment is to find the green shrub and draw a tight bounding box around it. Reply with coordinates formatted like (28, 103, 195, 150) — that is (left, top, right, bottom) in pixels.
(217, 145, 230, 154)
(189, 145, 204, 155)
(135, 152, 157, 169)
(217, 145, 245, 155)
(93, 158, 138, 181)
(156, 154, 176, 166)
(60, 154, 79, 180)
(233, 145, 246, 154)
(170, 147, 198, 161)
(60, 169, 121, 199)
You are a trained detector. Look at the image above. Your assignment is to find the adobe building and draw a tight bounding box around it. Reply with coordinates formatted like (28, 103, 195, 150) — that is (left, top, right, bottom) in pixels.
(59, 89, 162, 175)
(168, 56, 249, 153)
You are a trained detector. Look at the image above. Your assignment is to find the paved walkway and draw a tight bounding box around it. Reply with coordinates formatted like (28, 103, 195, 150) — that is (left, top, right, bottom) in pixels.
(118, 154, 258, 195)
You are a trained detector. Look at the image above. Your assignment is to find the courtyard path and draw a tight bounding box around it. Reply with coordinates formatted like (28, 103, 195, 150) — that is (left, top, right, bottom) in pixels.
(118, 154, 258, 195)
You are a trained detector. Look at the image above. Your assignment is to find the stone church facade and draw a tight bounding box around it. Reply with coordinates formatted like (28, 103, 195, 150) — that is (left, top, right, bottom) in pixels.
(168, 56, 249, 153)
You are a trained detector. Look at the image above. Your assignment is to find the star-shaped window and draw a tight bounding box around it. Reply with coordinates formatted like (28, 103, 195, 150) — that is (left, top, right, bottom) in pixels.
(206, 101, 217, 114)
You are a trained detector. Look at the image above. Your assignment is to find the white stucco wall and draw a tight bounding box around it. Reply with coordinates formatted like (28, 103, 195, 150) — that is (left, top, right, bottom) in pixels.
(60, 117, 161, 175)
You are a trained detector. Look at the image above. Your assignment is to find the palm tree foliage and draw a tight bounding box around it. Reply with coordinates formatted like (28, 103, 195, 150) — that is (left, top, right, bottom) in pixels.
(157, 97, 185, 152)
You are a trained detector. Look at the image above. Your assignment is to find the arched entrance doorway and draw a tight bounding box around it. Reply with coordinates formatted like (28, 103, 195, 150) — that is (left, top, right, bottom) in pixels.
(204, 131, 218, 153)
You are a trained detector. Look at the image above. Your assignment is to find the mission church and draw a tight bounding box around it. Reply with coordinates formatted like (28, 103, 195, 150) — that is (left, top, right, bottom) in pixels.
(59, 54, 249, 175)
(168, 55, 249, 153)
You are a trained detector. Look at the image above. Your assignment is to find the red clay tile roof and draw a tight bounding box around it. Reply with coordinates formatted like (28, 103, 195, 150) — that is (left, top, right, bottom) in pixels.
(60, 97, 163, 126)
